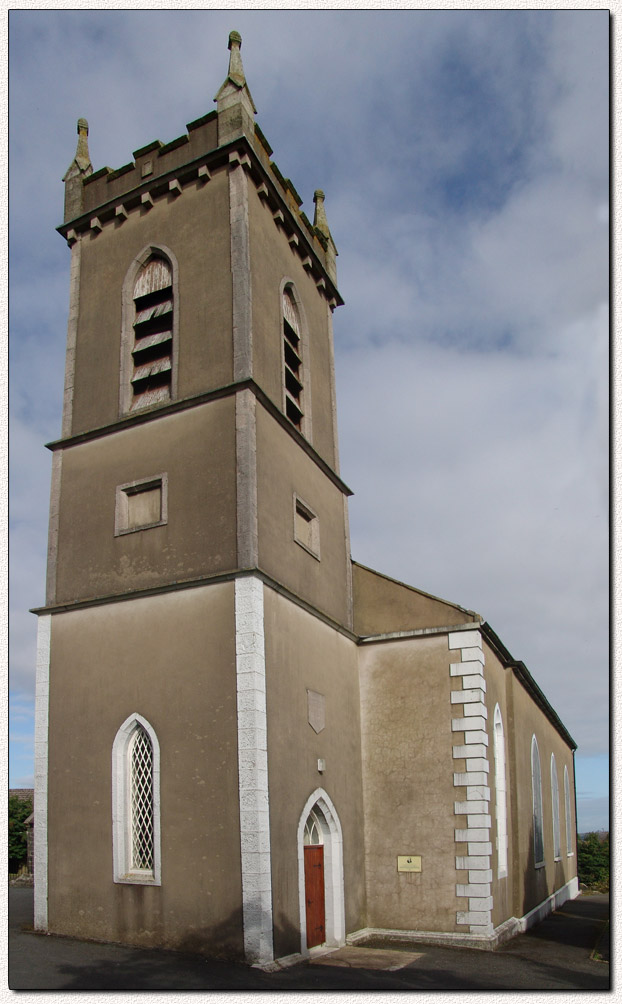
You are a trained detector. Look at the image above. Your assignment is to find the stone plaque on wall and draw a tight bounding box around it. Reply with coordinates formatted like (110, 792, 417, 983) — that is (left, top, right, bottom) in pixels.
(397, 855, 422, 873)
(307, 689, 325, 734)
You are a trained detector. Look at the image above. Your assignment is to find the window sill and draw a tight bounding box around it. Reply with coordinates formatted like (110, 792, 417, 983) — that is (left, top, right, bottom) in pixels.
(115, 519, 167, 537)
(534, 861, 546, 870)
(294, 538, 321, 561)
(114, 873, 160, 886)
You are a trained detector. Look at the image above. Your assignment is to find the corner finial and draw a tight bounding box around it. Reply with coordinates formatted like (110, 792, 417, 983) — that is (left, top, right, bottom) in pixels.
(215, 30, 257, 116)
(62, 117, 93, 223)
(227, 30, 246, 88)
(74, 118, 91, 172)
(313, 190, 338, 284)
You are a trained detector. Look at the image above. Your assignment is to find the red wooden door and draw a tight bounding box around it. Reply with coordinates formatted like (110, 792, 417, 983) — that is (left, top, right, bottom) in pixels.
(304, 845, 325, 948)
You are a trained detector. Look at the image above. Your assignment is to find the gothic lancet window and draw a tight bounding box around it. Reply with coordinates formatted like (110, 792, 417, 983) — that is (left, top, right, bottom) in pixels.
(130, 256, 174, 410)
(531, 736, 544, 867)
(282, 287, 304, 430)
(564, 765, 573, 855)
(551, 754, 561, 860)
(129, 725, 155, 872)
(493, 705, 508, 878)
(112, 714, 161, 884)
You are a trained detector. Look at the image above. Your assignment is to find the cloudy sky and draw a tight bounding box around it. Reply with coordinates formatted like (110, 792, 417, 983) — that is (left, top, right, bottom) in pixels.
(9, 10, 609, 831)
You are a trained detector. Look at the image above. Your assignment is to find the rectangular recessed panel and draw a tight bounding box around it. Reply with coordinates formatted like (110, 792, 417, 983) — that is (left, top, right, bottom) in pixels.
(127, 485, 161, 529)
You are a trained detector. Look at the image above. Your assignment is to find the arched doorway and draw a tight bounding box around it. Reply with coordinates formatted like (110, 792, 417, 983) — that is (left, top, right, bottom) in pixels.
(297, 789, 345, 954)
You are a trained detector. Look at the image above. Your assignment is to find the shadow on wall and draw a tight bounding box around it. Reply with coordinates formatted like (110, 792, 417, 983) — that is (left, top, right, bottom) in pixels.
(521, 821, 573, 922)
(111, 890, 302, 965)
(521, 822, 547, 921)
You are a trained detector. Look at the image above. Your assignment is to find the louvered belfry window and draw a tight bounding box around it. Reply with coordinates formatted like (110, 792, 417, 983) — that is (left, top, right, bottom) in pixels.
(131, 256, 173, 410)
(129, 725, 154, 872)
(283, 289, 304, 430)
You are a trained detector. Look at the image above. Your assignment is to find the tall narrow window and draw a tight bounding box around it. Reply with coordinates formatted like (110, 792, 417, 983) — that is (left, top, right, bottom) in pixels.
(282, 288, 304, 430)
(531, 736, 544, 867)
(131, 256, 173, 410)
(551, 754, 561, 860)
(564, 765, 573, 855)
(130, 726, 154, 871)
(493, 705, 508, 878)
(112, 714, 161, 884)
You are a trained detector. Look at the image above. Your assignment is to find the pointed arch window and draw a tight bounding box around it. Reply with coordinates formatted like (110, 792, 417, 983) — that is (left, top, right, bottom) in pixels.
(564, 765, 574, 855)
(493, 705, 508, 878)
(303, 808, 324, 846)
(112, 714, 161, 884)
(282, 287, 304, 431)
(551, 754, 561, 860)
(130, 255, 174, 411)
(531, 736, 544, 867)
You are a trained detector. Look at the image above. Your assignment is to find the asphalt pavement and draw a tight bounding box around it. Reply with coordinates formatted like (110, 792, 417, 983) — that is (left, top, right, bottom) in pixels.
(8, 885, 610, 991)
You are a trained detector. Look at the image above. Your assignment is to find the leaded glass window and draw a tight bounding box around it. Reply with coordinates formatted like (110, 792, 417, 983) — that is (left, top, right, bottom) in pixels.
(130, 725, 154, 872)
(493, 705, 508, 878)
(551, 754, 561, 861)
(531, 736, 544, 867)
(303, 809, 323, 845)
(112, 713, 161, 885)
(564, 765, 573, 855)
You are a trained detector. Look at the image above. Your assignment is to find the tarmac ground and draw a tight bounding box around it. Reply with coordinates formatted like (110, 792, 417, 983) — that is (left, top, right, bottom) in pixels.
(8, 885, 610, 991)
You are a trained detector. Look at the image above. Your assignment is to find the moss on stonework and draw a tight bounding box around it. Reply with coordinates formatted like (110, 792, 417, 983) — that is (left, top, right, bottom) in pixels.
(84, 166, 112, 185)
(158, 134, 190, 156)
(133, 140, 163, 159)
(187, 111, 217, 132)
(254, 123, 273, 156)
(107, 163, 135, 182)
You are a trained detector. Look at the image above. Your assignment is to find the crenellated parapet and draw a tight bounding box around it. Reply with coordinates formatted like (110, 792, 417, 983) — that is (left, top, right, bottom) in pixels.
(59, 32, 342, 305)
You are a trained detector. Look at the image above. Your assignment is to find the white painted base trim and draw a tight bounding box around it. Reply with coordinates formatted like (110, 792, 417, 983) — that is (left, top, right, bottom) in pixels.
(33, 614, 51, 931)
(347, 925, 510, 952)
(235, 576, 273, 965)
(516, 875, 580, 933)
(347, 877, 580, 954)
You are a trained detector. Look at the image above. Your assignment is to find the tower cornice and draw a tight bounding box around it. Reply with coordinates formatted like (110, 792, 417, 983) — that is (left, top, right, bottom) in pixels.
(57, 134, 344, 307)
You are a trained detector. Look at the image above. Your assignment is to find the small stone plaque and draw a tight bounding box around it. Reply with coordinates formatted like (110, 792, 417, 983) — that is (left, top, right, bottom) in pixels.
(397, 855, 422, 873)
(307, 689, 325, 734)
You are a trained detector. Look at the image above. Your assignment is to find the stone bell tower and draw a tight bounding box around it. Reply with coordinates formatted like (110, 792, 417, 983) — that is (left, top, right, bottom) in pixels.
(34, 32, 366, 964)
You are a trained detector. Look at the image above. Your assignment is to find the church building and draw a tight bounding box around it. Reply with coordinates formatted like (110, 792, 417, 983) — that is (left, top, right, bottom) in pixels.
(33, 33, 579, 966)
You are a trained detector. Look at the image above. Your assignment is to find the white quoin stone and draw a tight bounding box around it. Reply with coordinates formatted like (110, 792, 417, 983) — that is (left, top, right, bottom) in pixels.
(457, 911, 491, 926)
(468, 842, 493, 855)
(455, 800, 488, 815)
(454, 772, 489, 787)
(450, 662, 484, 677)
(452, 717, 487, 733)
(448, 630, 482, 650)
(463, 703, 488, 718)
(466, 785, 491, 800)
(463, 675, 486, 691)
(467, 814, 492, 828)
(450, 689, 485, 705)
(456, 856, 490, 870)
(456, 883, 491, 898)
(461, 647, 486, 664)
(465, 731, 489, 746)
(469, 896, 493, 911)
(455, 828, 490, 843)
(469, 869, 493, 884)
(465, 758, 490, 773)
(452, 745, 488, 760)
